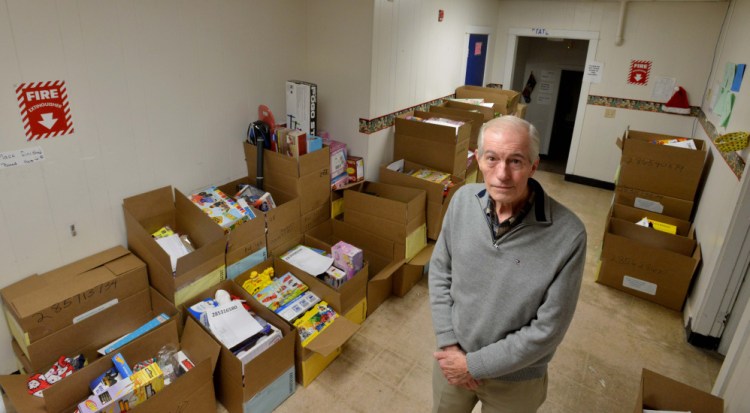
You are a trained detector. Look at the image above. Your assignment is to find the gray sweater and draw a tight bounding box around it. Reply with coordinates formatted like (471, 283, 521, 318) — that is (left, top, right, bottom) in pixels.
(429, 181, 586, 381)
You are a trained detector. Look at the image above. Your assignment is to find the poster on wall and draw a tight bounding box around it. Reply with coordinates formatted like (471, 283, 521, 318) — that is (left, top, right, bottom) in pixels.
(537, 93, 552, 105)
(628, 60, 651, 86)
(15, 80, 74, 141)
(584, 61, 603, 83)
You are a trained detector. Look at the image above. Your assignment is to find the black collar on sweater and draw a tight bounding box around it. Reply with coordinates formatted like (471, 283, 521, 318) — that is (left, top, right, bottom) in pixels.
(475, 178, 549, 224)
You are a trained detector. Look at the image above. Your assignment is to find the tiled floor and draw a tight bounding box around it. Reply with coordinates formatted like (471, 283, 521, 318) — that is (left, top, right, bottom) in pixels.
(0, 171, 722, 413)
(255, 170, 724, 413)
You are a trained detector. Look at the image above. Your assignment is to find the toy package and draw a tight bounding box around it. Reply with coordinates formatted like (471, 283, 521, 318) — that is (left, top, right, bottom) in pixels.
(293, 302, 339, 347)
(235, 184, 276, 212)
(241, 267, 275, 296)
(190, 186, 252, 232)
(252, 272, 308, 312)
(322, 265, 348, 288)
(332, 241, 363, 280)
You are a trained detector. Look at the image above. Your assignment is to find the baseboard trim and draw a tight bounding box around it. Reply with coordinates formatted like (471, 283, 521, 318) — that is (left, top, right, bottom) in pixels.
(563, 174, 615, 190)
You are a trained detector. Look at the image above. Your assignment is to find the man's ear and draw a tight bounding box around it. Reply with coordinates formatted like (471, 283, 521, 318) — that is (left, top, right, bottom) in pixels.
(530, 158, 540, 175)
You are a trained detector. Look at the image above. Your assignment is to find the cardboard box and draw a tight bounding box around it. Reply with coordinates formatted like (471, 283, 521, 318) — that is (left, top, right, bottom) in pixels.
(237, 258, 360, 387)
(13, 288, 178, 375)
(241, 366, 295, 413)
(597, 217, 701, 311)
(217, 175, 302, 258)
(429, 104, 485, 149)
(394, 111, 471, 178)
(1, 246, 149, 348)
(635, 368, 723, 413)
(330, 182, 364, 220)
(438, 99, 495, 121)
(184, 280, 295, 413)
(186, 180, 269, 281)
(343, 298, 367, 325)
(243, 142, 330, 216)
(343, 181, 427, 261)
(379, 160, 465, 241)
(301, 202, 331, 233)
(293, 241, 369, 316)
(304, 219, 405, 316)
(617, 128, 707, 201)
(393, 243, 434, 297)
(0, 317, 220, 413)
(123, 186, 227, 307)
(454, 85, 521, 116)
(515, 103, 528, 119)
(614, 186, 694, 221)
(609, 203, 692, 237)
(286, 80, 317, 137)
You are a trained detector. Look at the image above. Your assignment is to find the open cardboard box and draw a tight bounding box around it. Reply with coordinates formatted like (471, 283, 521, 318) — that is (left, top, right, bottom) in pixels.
(379, 159, 465, 241)
(609, 203, 692, 236)
(429, 104, 485, 149)
(305, 219, 407, 316)
(0, 317, 219, 413)
(454, 85, 520, 116)
(614, 185, 694, 222)
(236, 257, 360, 386)
(598, 216, 701, 311)
(343, 181, 427, 261)
(616, 128, 707, 201)
(244, 142, 331, 218)
(438, 99, 495, 121)
(191, 178, 270, 280)
(13, 287, 178, 375)
(123, 186, 227, 307)
(294, 238, 369, 315)
(183, 279, 295, 413)
(1, 246, 149, 351)
(635, 368, 723, 413)
(394, 110, 471, 178)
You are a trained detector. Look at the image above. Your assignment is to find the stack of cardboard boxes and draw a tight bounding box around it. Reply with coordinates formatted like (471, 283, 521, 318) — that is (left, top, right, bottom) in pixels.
(597, 128, 707, 310)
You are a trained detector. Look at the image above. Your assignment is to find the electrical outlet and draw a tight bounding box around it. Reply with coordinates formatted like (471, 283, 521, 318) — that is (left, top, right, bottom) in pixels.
(604, 108, 616, 118)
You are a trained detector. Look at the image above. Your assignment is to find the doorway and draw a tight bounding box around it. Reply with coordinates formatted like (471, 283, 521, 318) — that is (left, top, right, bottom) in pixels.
(543, 69, 584, 174)
(504, 29, 598, 176)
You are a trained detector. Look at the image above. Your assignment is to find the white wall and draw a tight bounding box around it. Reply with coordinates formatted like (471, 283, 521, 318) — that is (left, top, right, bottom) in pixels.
(492, 1, 726, 182)
(366, 0, 501, 180)
(684, 0, 750, 356)
(0, 0, 308, 374)
(307, 0, 374, 161)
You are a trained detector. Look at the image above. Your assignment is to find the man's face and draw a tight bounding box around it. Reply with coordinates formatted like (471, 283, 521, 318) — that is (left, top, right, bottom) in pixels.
(477, 126, 539, 206)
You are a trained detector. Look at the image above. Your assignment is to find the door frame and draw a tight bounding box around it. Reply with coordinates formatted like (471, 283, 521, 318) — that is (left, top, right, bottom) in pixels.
(460, 26, 494, 87)
(504, 28, 598, 175)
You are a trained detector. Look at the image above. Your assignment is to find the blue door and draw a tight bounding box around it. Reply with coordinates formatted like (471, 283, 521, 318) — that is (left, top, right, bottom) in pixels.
(465, 34, 488, 86)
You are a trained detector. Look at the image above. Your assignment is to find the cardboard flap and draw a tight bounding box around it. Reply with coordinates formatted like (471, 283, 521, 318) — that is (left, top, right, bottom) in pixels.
(13, 266, 115, 318)
(174, 238, 225, 277)
(41, 246, 129, 279)
(136, 359, 212, 411)
(304, 316, 359, 357)
(181, 317, 221, 372)
(0, 374, 47, 413)
(122, 186, 175, 221)
(640, 368, 723, 412)
(409, 243, 435, 266)
(371, 258, 407, 283)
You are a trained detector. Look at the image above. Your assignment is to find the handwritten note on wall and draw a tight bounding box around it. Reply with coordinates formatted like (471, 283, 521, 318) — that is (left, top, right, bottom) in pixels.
(0, 147, 45, 169)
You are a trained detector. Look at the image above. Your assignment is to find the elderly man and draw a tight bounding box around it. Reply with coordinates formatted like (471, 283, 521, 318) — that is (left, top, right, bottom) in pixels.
(429, 116, 587, 412)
